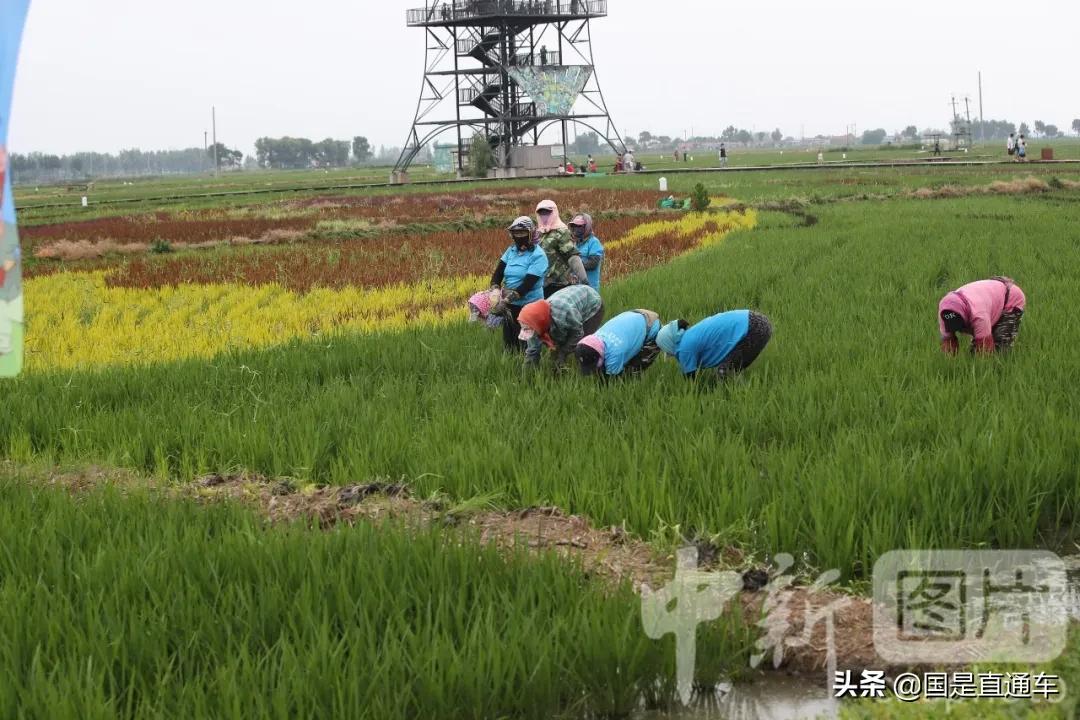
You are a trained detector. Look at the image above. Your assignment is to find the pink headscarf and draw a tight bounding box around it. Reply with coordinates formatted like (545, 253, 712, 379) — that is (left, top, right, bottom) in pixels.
(468, 290, 493, 318)
(578, 334, 605, 362)
(535, 199, 567, 232)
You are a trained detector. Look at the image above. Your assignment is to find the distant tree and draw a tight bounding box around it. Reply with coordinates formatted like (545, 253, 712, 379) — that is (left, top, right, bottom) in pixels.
(638, 131, 653, 146)
(754, 131, 767, 144)
(352, 136, 372, 163)
(1073, 119, 1080, 136)
(735, 129, 753, 144)
(571, 131, 600, 155)
(254, 137, 321, 169)
(721, 125, 738, 142)
(468, 133, 494, 177)
(902, 125, 919, 139)
(972, 119, 1016, 140)
(1033, 120, 1046, 138)
(771, 128, 783, 143)
(1044, 124, 1060, 138)
(861, 128, 888, 145)
(1019, 122, 1030, 137)
(207, 142, 243, 168)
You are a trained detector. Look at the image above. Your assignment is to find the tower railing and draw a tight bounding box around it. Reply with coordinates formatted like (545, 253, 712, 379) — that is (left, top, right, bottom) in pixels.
(408, 0, 607, 26)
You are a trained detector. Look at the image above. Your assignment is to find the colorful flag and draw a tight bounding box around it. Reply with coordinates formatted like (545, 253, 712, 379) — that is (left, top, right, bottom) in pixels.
(0, 0, 30, 377)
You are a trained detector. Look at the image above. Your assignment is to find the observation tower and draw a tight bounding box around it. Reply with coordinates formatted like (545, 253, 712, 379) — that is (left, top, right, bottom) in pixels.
(394, 0, 626, 179)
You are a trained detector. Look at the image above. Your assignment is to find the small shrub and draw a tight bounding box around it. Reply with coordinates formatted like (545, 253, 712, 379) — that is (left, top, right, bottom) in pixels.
(468, 134, 495, 178)
(150, 239, 173, 254)
(690, 183, 711, 212)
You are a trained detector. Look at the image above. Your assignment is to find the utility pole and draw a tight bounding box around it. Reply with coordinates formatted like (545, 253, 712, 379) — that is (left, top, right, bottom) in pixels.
(211, 106, 219, 174)
(978, 71, 985, 141)
(964, 96, 973, 148)
(203, 131, 208, 172)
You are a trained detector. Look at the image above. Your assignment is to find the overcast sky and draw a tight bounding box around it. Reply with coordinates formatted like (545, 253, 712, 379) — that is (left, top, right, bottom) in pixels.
(9, 0, 1079, 156)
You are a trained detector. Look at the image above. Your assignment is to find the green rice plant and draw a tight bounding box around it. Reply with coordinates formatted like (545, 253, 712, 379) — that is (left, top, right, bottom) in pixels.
(0, 478, 754, 719)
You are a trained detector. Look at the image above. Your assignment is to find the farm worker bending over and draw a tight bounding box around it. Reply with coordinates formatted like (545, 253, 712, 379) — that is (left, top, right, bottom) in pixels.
(575, 309, 662, 379)
(568, 213, 604, 291)
(657, 309, 773, 380)
(939, 277, 1026, 354)
(535, 199, 587, 298)
(489, 216, 549, 352)
(518, 285, 604, 370)
(467, 288, 503, 330)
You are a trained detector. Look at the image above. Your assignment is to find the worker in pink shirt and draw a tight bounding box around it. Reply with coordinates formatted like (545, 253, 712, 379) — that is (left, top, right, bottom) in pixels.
(938, 277, 1026, 354)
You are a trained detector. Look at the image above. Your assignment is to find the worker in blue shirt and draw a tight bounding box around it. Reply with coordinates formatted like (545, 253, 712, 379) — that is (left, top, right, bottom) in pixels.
(656, 309, 773, 379)
(489, 216, 549, 352)
(568, 213, 604, 291)
(575, 309, 662, 378)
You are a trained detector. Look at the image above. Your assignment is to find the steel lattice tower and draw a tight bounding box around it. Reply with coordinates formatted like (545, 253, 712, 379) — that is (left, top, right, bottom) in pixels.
(394, 0, 626, 178)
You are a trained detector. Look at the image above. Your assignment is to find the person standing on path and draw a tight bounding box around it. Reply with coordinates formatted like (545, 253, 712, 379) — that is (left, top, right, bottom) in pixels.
(657, 309, 773, 380)
(535, 199, 587, 298)
(939, 277, 1026, 354)
(518, 285, 604, 370)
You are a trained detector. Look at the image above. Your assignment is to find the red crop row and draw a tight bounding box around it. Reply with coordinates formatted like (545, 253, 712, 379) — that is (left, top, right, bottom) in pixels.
(280, 188, 666, 222)
(22, 189, 669, 252)
(97, 214, 724, 294)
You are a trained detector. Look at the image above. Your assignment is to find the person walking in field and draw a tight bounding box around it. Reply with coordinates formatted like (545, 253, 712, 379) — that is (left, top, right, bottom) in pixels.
(623, 149, 636, 173)
(938, 277, 1026, 355)
(719, 143, 728, 167)
(1016, 134, 1027, 162)
(575, 309, 662, 379)
(518, 284, 604, 370)
(535, 199, 587, 298)
(656, 309, 773, 380)
(568, 213, 604, 291)
(488, 216, 549, 352)
(1006, 133, 1016, 159)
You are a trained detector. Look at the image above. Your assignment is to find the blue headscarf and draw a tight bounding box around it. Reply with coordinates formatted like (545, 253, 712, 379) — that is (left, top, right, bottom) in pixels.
(656, 320, 685, 356)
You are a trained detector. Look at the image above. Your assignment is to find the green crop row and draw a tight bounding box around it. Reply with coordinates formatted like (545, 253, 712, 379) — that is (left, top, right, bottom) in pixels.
(0, 476, 752, 719)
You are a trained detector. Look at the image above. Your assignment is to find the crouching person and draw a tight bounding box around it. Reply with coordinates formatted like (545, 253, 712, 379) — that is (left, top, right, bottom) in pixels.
(467, 289, 504, 331)
(657, 309, 773, 380)
(575, 309, 662, 379)
(939, 276, 1026, 354)
(518, 285, 604, 370)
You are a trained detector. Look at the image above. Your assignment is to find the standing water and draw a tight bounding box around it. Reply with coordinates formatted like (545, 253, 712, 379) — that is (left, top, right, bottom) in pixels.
(634, 674, 838, 720)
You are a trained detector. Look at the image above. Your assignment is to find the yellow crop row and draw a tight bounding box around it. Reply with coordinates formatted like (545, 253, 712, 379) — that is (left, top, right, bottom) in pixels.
(24, 273, 482, 372)
(606, 209, 757, 251)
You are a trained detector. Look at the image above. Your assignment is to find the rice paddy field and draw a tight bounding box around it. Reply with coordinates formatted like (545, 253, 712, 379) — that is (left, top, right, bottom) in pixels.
(5, 158, 1080, 718)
